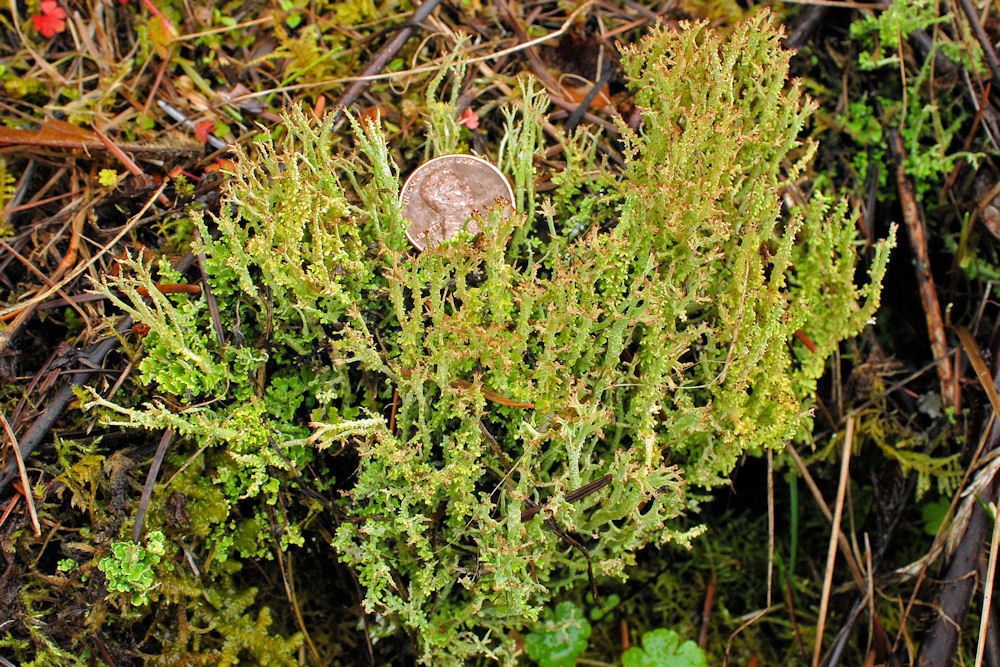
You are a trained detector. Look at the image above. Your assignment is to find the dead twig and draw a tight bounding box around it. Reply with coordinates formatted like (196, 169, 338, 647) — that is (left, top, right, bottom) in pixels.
(698, 570, 715, 648)
(913, 326, 1000, 664)
(193, 228, 225, 346)
(92, 125, 171, 206)
(450, 378, 534, 409)
(957, 0, 1000, 89)
(916, 484, 995, 664)
(331, 0, 446, 130)
(519, 474, 613, 522)
(479, 421, 606, 605)
(131, 428, 173, 544)
(0, 325, 128, 497)
(888, 129, 956, 407)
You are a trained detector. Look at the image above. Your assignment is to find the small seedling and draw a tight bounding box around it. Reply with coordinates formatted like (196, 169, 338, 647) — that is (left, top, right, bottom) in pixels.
(921, 497, 950, 536)
(621, 628, 707, 667)
(98, 169, 120, 188)
(524, 601, 591, 667)
(97, 530, 168, 606)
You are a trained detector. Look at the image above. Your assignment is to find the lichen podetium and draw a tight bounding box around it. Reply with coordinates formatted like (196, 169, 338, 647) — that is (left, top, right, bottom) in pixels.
(87, 11, 893, 663)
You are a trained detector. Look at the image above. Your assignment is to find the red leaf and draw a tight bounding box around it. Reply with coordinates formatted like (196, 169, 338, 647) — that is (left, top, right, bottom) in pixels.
(194, 119, 214, 144)
(204, 158, 235, 174)
(459, 107, 479, 130)
(32, 0, 66, 38)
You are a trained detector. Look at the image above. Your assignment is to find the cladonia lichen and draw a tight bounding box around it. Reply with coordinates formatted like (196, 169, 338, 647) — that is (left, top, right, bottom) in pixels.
(85, 12, 893, 663)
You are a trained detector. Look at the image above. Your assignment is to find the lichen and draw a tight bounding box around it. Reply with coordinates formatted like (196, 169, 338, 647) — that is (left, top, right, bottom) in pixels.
(80, 11, 892, 663)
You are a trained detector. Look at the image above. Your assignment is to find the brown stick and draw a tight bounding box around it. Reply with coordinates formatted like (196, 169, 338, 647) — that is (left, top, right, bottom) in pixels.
(957, 0, 1000, 89)
(0, 190, 77, 217)
(135, 283, 202, 297)
(698, 570, 715, 648)
(450, 378, 535, 408)
(917, 494, 994, 665)
(914, 326, 1000, 664)
(519, 474, 613, 521)
(92, 125, 172, 206)
(889, 130, 956, 407)
(0, 324, 130, 497)
(193, 228, 225, 346)
(131, 428, 173, 544)
(331, 0, 445, 130)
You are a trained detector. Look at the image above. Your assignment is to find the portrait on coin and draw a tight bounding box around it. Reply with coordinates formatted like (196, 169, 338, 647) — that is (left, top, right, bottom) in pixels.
(419, 165, 482, 245)
(400, 154, 515, 251)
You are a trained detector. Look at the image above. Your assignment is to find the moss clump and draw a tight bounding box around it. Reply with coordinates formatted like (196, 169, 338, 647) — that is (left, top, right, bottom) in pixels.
(84, 11, 892, 663)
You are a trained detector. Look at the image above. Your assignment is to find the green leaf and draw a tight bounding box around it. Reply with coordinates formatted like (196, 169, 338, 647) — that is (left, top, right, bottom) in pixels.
(922, 497, 950, 536)
(621, 629, 707, 667)
(98, 169, 119, 187)
(524, 602, 591, 667)
(147, 13, 177, 60)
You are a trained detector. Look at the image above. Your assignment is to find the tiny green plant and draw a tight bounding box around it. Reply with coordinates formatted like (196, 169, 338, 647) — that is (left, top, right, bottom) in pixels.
(98, 168, 119, 188)
(849, 0, 948, 71)
(524, 601, 591, 667)
(97, 530, 168, 606)
(621, 628, 707, 667)
(922, 496, 951, 536)
(846, 0, 982, 198)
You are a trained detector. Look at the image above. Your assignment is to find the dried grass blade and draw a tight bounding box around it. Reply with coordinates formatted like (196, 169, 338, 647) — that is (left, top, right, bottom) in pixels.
(975, 496, 1000, 667)
(0, 411, 40, 536)
(812, 416, 855, 666)
(450, 379, 535, 408)
(956, 325, 1000, 419)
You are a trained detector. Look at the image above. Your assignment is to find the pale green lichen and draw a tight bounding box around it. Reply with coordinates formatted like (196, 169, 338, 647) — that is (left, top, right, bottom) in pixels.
(84, 11, 893, 663)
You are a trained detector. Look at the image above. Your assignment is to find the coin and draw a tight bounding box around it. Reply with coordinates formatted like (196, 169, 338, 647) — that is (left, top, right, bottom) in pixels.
(399, 154, 515, 251)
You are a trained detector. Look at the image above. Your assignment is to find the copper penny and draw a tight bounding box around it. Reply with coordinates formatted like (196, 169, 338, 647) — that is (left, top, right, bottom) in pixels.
(399, 154, 515, 251)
